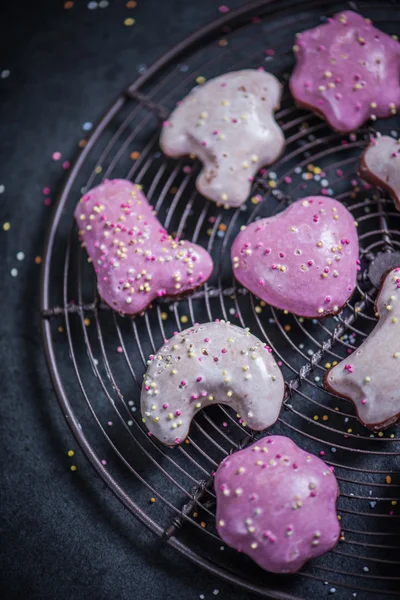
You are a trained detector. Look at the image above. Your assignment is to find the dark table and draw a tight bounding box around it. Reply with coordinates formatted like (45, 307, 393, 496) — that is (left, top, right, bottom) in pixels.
(0, 1, 258, 599)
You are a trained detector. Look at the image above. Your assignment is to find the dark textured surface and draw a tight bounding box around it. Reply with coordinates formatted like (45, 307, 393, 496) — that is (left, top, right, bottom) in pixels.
(0, 1, 257, 599)
(2, 1, 399, 599)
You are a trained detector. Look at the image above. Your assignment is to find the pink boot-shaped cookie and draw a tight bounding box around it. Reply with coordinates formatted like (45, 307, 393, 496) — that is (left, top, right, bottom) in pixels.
(231, 196, 359, 318)
(160, 70, 285, 208)
(74, 179, 213, 316)
(290, 11, 400, 133)
(140, 321, 285, 446)
(215, 436, 340, 574)
(325, 267, 400, 430)
(359, 135, 400, 210)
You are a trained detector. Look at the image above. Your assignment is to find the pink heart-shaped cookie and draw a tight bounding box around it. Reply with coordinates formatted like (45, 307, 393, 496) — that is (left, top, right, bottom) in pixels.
(74, 179, 213, 316)
(231, 196, 359, 318)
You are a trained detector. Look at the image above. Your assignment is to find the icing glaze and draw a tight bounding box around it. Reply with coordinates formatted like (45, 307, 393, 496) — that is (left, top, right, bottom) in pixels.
(231, 196, 359, 318)
(140, 321, 285, 445)
(290, 11, 400, 132)
(74, 179, 213, 316)
(325, 267, 400, 429)
(215, 436, 340, 574)
(359, 135, 400, 210)
(160, 69, 285, 208)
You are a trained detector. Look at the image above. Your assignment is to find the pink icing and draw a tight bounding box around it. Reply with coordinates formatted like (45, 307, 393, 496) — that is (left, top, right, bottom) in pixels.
(215, 436, 340, 574)
(231, 196, 359, 318)
(289, 11, 400, 132)
(74, 179, 213, 315)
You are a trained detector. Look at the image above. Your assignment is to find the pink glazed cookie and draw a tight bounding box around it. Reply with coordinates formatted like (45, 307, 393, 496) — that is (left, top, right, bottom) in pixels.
(215, 436, 340, 574)
(325, 267, 400, 430)
(359, 135, 400, 210)
(74, 179, 213, 316)
(160, 69, 285, 208)
(289, 11, 400, 133)
(231, 196, 359, 318)
(141, 321, 285, 446)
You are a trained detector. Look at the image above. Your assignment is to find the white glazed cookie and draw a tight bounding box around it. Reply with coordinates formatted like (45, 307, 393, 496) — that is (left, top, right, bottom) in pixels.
(160, 70, 285, 208)
(140, 321, 285, 445)
(359, 135, 400, 210)
(324, 267, 400, 429)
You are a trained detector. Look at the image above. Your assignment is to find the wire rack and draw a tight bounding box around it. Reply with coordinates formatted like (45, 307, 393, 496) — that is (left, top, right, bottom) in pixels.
(40, 1, 400, 598)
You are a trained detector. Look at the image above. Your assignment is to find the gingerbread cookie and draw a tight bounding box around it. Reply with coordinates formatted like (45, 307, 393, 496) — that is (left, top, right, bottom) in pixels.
(74, 179, 213, 316)
(325, 267, 400, 430)
(140, 321, 285, 445)
(359, 135, 400, 210)
(231, 196, 359, 318)
(160, 69, 285, 208)
(215, 436, 340, 574)
(290, 11, 400, 133)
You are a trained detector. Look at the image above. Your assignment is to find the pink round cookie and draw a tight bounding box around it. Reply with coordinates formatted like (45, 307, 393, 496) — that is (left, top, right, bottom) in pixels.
(289, 11, 400, 133)
(141, 321, 285, 446)
(359, 135, 400, 210)
(74, 179, 213, 316)
(215, 436, 340, 574)
(325, 267, 400, 430)
(160, 69, 285, 208)
(231, 196, 359, 318)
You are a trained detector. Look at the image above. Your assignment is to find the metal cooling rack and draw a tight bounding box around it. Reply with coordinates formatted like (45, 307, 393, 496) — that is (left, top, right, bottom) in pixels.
(40, 1, 400, 598)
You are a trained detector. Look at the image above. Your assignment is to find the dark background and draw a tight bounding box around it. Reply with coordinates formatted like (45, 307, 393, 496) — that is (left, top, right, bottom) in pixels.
(2, 1, 398, 600)
(0, 1, 262, 599)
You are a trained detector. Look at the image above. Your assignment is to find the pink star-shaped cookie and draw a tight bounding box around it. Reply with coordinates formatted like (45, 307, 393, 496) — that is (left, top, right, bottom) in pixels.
(290, 11, 400, 133)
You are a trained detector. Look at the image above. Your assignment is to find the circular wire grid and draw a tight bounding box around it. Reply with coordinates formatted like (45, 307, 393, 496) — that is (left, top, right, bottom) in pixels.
(41, 1, 400, 598)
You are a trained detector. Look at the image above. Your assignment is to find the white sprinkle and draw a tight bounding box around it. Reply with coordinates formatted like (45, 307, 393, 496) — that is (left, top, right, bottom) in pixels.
(16, 252, 25, 261)
(0, 185, 5, 193)
(99, 0, 108, 6)
(87, 1, 98, 9)
(127, 420, 133, 426)
(1, 69, 10, 79)
(363, 566, 369, 572)
(213, 591, 219, 596)
(82, 121, 93, 131)
(10, 268, 18, 277)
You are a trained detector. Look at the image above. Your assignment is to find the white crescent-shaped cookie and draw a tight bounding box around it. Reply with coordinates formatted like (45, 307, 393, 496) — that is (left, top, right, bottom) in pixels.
(359, 135, 400, 210)
(324, 267, 400, 429)
(141, 321, 285, 445)
(160, 70, 285, 208)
